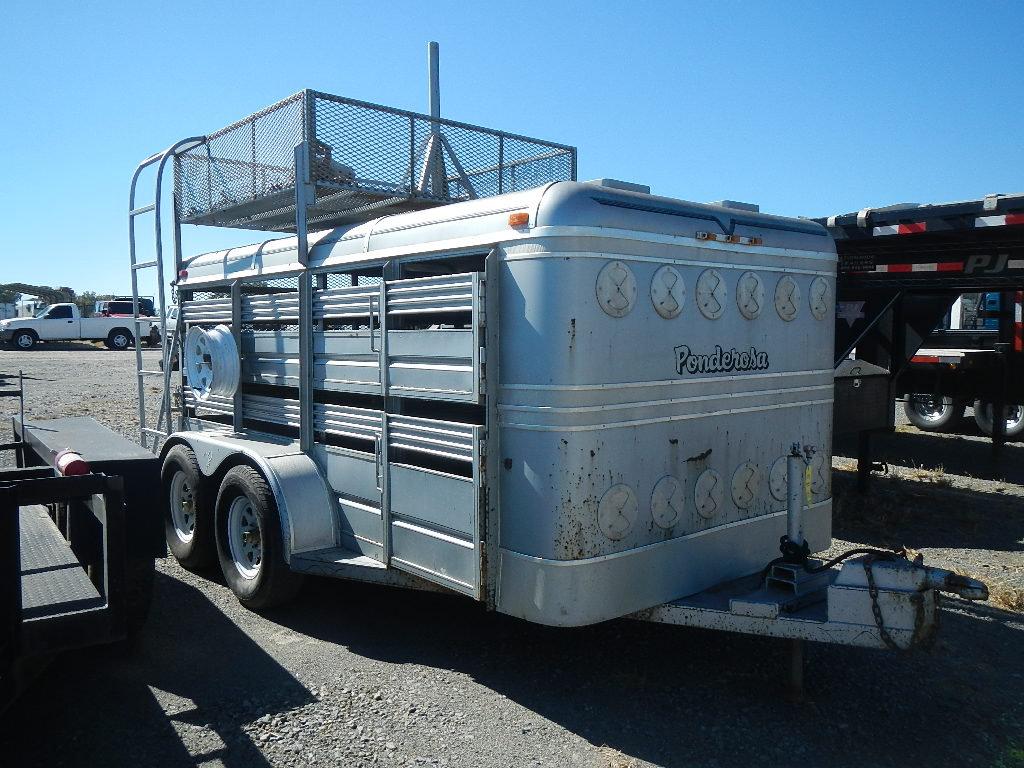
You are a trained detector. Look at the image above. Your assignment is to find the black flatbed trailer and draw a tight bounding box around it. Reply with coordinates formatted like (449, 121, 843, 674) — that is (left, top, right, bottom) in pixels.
(816, 193, 1024, 486)
(1, 407, 163, 711)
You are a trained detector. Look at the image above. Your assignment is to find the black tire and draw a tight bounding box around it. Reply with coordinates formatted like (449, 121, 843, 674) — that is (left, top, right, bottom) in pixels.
(903, 394, 964, 431)
(11, 329, 37, 350)
(215, 465, 303, 611)
(161, 445, 216, 570)
(106, 328, 133, 351)
(973, 400, 1024, 438)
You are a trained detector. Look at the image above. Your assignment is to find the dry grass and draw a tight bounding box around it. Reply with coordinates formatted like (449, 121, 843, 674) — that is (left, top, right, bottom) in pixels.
(595, 746, 641, 768)
(906, 463, 953, 487)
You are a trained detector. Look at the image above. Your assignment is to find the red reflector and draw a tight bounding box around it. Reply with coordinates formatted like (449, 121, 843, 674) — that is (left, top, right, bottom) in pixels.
(911, 356, 941, 364)
(937, 261, 964, 272)
(1006, 213, 1024, 226)
(887, 263, 913, 273)
(178, 269, 188, 280)
(898, 222, 927, 234)
(55, 450, 90, 477)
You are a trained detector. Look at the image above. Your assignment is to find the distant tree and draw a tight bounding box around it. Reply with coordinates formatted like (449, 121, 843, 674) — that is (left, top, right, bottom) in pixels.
(75, 291, 114, 318)
(0, 288, 21, 305)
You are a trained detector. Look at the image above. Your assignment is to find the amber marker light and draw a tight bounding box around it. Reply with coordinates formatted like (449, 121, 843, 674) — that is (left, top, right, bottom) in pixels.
(508, 212, 530, 227)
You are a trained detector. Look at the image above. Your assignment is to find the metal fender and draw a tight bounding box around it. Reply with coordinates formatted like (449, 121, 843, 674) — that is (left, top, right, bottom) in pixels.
(168, 432, 337, 561)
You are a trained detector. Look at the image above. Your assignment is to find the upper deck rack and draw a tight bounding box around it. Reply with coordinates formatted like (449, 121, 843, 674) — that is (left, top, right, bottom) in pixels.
(174, 89, 577, 232)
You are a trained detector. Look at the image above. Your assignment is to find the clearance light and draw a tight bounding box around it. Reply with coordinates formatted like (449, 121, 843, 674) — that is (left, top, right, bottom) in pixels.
(178, 269, 189, 280)
(508, 212, 530, 227)
(696, 232, 719, 241)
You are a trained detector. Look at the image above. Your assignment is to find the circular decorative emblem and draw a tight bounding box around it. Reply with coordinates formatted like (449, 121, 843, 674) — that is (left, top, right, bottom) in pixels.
(731, 462, 762, 509)
(696, 269, 727, 320)
(693, 469, 723, 520)
(596, 261, 637, 318)
(809, 276, 831, 321)
(651, 475, 685, 529)
(774, 275, 801, 322)
(735, 271, 765, 320)
(597, 483, 638, 540)
(650, 265, 685, 319)
(769, 457, 789, 501)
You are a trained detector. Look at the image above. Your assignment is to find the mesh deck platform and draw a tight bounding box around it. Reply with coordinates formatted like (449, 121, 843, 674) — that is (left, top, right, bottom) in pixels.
(174, 90, 577, 232)
(20, 505, 102, 620)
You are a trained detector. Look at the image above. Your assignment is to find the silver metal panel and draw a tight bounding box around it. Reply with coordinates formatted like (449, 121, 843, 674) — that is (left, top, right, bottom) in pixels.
(497, 502, 830, 627)
(181, 297, 232, 324)
(315, 444, 380, 506)
(389, 463, 475, 536)
(389, 519, 476, 595)
(242, 294, 300, 323)
(388, 415, 474, 462)
(335, 496, 384, 561)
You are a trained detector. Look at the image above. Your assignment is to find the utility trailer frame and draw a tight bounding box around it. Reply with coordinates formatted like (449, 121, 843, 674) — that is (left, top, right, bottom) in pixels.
(1, 371, 162, 710)
(819, 194, 1024, 487)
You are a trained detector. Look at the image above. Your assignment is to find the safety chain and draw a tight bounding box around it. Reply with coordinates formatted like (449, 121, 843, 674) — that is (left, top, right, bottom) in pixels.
(863, 553, 938, 651)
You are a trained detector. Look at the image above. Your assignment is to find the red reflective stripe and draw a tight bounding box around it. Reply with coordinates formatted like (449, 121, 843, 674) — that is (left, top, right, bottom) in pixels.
(898, 222, 927, 234)
(1006, 213, 1024, 226)
(937, 261, 964, 272)
(887, 263, 913, 273)
(912, 355, 941, 364)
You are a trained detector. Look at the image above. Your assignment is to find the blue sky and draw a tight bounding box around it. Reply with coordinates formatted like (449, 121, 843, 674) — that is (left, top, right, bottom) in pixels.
(1, 1, 1022, 298)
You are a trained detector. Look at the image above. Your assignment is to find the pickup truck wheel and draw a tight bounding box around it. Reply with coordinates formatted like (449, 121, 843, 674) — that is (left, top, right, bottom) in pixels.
(973, 401, 1024, 438)
(12, 330, 37, 350)
(215, 465, 303, 611)
(161, 445, 216, 570)
(903, 394, 964, 431)
(107, 329, 133, 351)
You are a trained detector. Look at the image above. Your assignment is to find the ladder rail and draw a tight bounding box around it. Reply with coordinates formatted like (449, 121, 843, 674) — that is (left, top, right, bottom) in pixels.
(128, 136, 205, 451)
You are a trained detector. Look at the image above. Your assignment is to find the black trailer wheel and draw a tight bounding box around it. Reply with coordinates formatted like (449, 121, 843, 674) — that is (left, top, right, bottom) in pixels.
(903, 394, 964, 431)
(106, 328, 133, 350)
(11, 329, 37, 350)
(215, 465, 303, 611)
(161, 445, 216, 570)
(973, 401, 1024, 438)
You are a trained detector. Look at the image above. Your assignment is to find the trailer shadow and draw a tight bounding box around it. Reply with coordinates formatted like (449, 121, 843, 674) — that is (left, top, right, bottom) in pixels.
(835, 427, 1024, 484)
(277, 576, 1024, 768)
(0, 570, 313, 767)
(830, 470, 1024, 553)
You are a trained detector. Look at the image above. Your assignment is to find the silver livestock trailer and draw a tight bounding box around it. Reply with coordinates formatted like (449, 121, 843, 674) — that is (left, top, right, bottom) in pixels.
(128, 78, 985, 662)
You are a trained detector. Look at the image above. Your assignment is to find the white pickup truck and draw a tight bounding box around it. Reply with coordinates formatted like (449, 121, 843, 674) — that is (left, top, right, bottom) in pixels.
(0, 303, 159, 350)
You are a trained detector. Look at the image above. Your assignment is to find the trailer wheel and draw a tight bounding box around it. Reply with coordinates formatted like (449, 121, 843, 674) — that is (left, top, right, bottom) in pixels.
(106, 328, 133, 350)
(215, 465, 303, 611)
(161, 445, 216, 570)
(11, 329, 37, 350)
(973, 401, 1024, 439)
(903, 394, 964, 431)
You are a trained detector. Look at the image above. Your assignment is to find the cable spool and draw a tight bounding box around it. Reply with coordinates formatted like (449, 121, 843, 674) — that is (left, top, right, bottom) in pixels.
(184, 324, 239, 401)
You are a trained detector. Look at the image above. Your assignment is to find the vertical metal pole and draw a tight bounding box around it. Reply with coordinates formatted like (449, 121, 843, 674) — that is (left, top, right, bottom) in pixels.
(231, 280, 244, 433)
(428, 41, 441, 124)
(427, 41, 446, 197)
(295, 142, 314, 453)
(378, 279, 391, 565)
(856, 431, 872, 493)
(786, 446, 804, 548)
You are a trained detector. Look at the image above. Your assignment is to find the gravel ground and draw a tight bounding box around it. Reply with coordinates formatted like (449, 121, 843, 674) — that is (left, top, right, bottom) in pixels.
(1, 346, 1022, 768)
